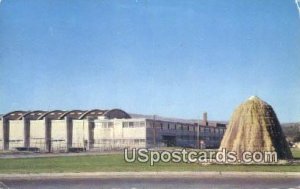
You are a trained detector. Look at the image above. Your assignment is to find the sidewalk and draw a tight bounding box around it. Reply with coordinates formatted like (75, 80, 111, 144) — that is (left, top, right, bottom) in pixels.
(0, 171, 299, 180)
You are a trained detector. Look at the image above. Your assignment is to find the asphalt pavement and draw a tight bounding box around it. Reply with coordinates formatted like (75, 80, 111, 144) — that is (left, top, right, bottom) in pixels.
(1, 177, 300, 189)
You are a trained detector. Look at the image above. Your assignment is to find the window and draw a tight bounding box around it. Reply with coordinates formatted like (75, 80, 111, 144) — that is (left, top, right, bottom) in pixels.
(123, 121, 146, 128)
(96, 122, 111, 128)
(99, 122, 113, 128)
(123, 122, 129, 128)
(170, 124, 176, 130)
(183, 125, 188, 130)
(163, 124, 168, 130)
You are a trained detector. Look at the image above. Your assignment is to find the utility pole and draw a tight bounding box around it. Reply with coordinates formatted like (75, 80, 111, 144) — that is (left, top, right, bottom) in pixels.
(196, 124, 200, 149)
(153, 115, 156, 147)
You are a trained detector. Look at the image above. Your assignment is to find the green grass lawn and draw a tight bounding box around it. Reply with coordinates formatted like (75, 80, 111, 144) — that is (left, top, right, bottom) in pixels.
(0, 149, 299, 174)
(292, 148, 300, 158)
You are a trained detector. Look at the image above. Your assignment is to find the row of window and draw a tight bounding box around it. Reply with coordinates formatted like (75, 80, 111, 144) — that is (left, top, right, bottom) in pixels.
(154, 123, 225, 134)
(200, 127, 225, 134)
(155, 123, 195, 131)
(95, 122, 114, 128)
(149, 135, 223, 141)
(93, 139, 146, 144)
(122, 121, 145, 128)
(81, 121, 225, 134)
(96, 121, 145, 129)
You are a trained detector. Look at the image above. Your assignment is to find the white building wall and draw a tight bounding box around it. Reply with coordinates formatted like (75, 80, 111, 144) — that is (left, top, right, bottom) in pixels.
(93, 120, 114, 149)
(113, 120, 123, 139)
(9, 120, 24, 150)
(30, 120, 46, 151)
(72, 120, 89, 148)
(51, 120, 67, 152)
(122, 125, 146, 139)
(94, 128, 113, 139)
(93, 118, 146, 149)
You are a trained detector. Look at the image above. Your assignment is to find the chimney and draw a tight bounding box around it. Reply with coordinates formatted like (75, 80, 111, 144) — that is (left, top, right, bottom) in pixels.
(203, 112, 208, 126)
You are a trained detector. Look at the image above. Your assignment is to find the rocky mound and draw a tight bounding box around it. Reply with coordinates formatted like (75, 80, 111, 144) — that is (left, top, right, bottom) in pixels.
(219, 96, 292, 160)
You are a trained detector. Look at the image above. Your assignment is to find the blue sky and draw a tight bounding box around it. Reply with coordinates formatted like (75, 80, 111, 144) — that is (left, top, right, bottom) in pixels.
(0, 0, 299, 122)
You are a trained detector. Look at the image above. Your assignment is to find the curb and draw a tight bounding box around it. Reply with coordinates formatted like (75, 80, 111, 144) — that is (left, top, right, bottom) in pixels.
(0, 172, 299, 180)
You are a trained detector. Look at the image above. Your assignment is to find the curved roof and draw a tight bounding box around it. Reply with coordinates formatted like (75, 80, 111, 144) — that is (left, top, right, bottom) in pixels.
(1, 109, 131, 120)
(2, 111, 28, 120)
(58, 110, 86, 119)
(103, 109, 131, 119)
(38, 110, 66, 120)
(78, 109, 106, 119)
(18, 110, 46, 120)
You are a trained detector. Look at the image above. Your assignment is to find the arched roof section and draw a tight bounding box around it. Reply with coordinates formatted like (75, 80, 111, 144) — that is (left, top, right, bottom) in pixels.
(3, 111, 28, 120)
(38, 110, 66, 120)
(78, 109, 106, 119)
(58, 110, 86, 119)
(103, 109, 131, 119)
(18, 110, 46, 120)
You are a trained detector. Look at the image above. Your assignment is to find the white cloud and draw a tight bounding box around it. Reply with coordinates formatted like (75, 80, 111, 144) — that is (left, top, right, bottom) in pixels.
(296, 0, 300, 18)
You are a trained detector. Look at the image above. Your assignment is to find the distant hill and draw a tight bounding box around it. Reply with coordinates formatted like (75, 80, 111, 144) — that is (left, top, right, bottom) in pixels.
(281, 122, 300, 127)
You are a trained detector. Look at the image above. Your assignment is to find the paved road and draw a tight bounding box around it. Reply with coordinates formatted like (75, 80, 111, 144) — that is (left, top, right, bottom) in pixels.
(1, 177, 300, 189)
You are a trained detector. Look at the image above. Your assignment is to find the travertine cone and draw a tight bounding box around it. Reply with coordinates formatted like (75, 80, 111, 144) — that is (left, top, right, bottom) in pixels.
(219, 96, 292, 159)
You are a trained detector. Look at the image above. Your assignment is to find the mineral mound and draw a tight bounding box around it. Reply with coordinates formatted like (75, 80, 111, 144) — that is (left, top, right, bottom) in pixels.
(219, 96, 292, 160)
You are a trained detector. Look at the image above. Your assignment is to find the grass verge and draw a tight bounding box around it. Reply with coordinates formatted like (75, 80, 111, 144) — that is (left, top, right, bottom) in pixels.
(0, 149, 299, 173)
